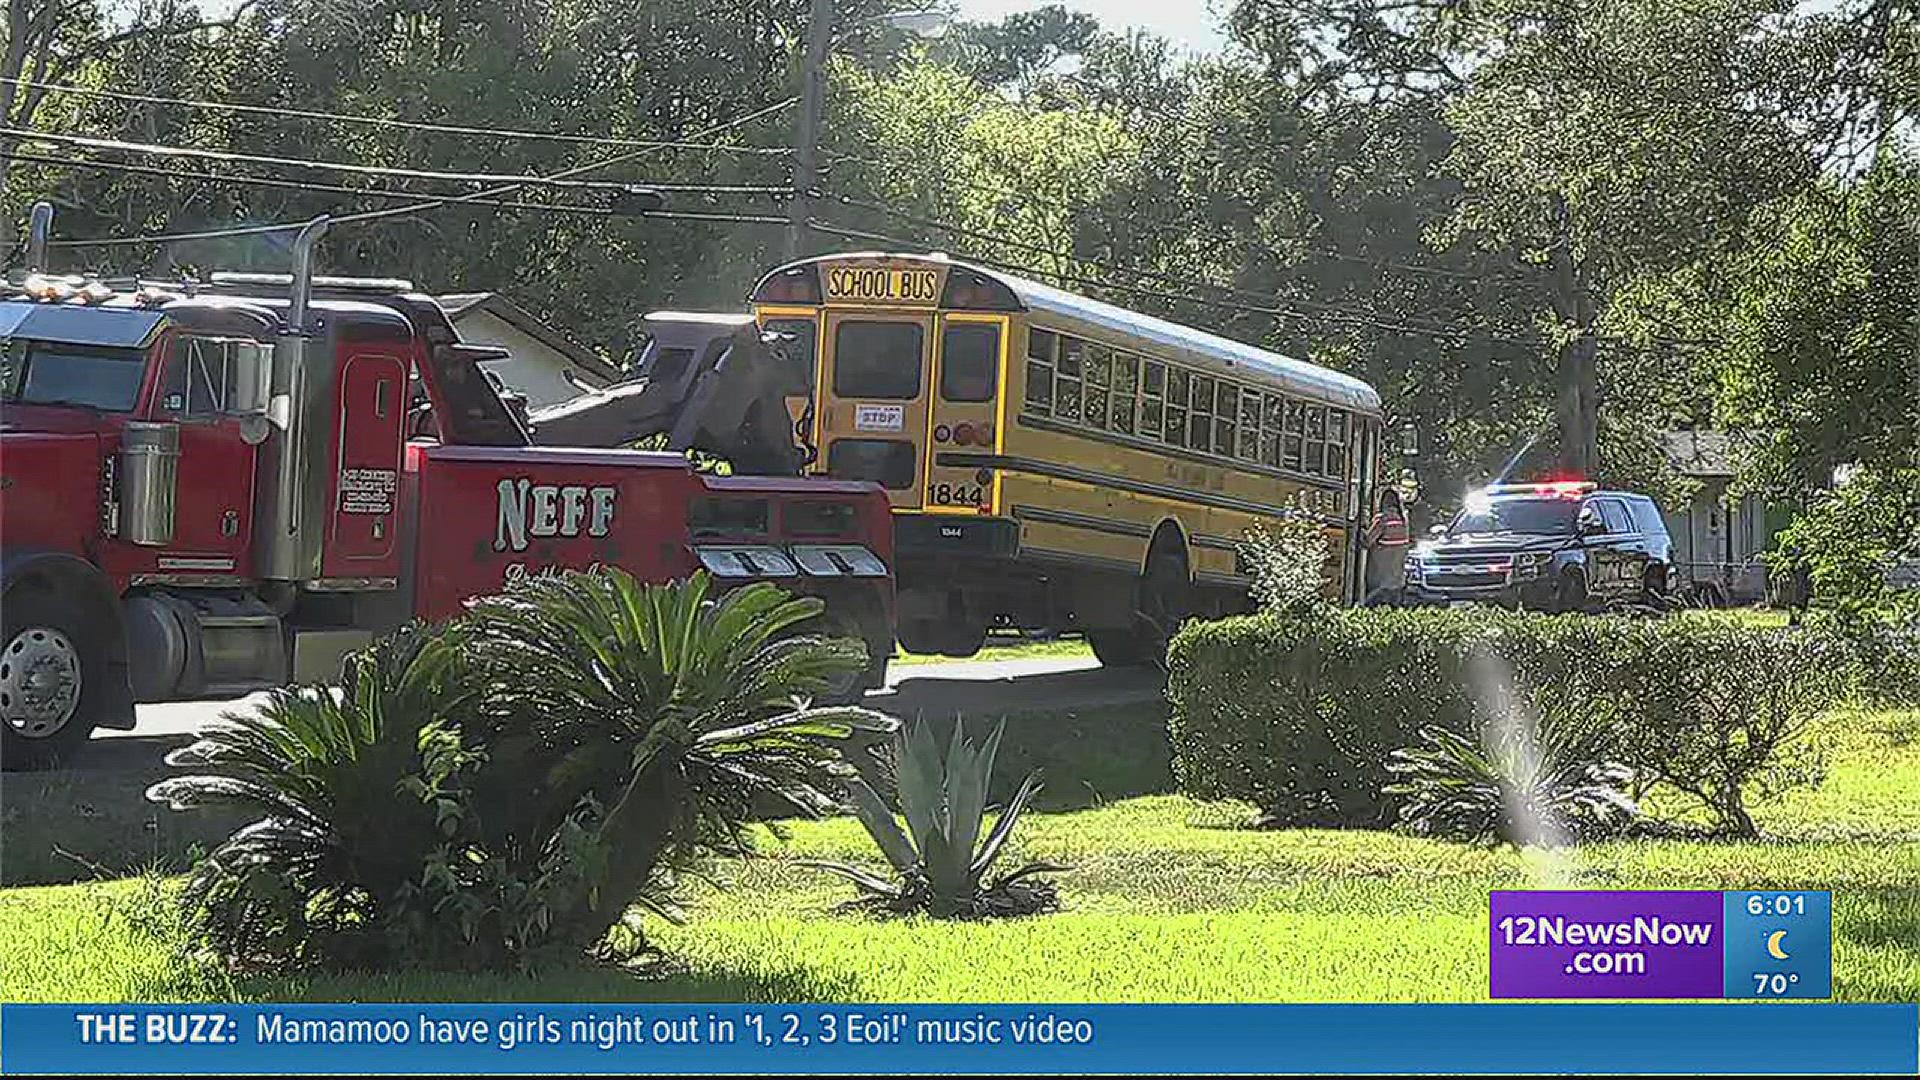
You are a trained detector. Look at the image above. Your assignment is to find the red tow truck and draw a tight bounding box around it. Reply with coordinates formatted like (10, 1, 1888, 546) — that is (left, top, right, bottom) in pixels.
(0, 211, 896, 769)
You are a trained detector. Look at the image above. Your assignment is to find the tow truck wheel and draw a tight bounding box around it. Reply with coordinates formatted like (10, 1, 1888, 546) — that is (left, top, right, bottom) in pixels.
(813, 605, 887, 707)
(0, 591, 104, 771)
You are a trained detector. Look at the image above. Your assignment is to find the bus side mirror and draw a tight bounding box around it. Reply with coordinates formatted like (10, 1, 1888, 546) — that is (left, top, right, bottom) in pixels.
(1428, 524, 1447, 538)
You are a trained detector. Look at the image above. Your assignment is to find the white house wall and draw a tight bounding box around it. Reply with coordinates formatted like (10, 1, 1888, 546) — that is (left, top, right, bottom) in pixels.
(451, 310, 600, 409)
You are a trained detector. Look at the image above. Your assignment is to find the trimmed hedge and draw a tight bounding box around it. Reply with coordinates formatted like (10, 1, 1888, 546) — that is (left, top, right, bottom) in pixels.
(1166, 610, 1853, 835)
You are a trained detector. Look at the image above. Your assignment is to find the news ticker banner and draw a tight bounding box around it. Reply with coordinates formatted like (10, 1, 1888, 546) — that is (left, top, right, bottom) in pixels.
(1491, 890, 1833, 999)
(2, 1003, 1915, 1075)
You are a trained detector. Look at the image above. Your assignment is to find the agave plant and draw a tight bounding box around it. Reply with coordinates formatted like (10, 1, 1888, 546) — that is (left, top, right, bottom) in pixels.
(1384, 716, 1640, 847)
(805, 720, 1066, 918)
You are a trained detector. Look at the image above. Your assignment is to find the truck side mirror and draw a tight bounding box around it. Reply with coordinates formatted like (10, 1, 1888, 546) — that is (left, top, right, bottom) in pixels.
(230, 342, 272, 416)
(230, 341, 274, 445)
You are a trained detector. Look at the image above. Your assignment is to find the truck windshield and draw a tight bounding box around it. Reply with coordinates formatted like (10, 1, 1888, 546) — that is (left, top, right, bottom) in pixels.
(1450, 497, 1577, 536)
(0, 341, 148, 411)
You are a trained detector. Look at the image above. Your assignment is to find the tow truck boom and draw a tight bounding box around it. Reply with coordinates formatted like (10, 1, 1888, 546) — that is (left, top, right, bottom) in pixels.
(526, 320, 809, 476)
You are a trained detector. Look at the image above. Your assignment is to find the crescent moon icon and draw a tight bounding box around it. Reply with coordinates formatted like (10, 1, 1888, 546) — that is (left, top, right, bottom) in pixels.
(1767, 929, 1791, 960)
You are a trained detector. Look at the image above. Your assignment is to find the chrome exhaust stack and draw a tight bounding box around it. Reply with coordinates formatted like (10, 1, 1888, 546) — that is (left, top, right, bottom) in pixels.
(254, 216, 334, 581)
(26, 201, 53, 273)
(287, 215, 328, 333)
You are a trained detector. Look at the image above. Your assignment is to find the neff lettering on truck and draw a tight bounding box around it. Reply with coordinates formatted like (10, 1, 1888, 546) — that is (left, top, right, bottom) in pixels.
(494, 478, 617, 552)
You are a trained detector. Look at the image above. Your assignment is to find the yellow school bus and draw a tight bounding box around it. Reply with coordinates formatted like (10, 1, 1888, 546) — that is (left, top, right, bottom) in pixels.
(750, 252, 1385, 666)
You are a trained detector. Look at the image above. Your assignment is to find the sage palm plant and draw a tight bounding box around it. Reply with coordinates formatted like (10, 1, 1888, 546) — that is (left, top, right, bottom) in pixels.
(150, 569, 899, 969)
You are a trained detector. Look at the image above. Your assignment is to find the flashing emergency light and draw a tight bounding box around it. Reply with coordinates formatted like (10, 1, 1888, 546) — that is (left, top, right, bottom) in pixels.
(755, 268, 821, 304)
(22, 273, 77, 302)
(73, 281, 115, 305)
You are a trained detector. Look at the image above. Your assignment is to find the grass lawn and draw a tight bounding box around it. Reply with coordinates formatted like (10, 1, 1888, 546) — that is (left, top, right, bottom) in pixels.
(2, 704, 1914, 1004)
(894, 634, 1093, 666)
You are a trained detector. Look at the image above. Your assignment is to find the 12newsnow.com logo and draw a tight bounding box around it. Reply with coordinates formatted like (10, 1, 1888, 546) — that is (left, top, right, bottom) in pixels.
(1490, 891, 1725, 998)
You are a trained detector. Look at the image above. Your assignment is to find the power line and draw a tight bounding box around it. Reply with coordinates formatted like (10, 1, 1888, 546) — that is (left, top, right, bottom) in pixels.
(822, 148, 1525, 284)
(10, 151, 618, 214)
(821, 192, 1532, 344)
(15, 152, 794, 233)
(45, 96, 798, 248)
(0, 75, 796, 157)
(2, 127, 789, 194)
(806, 216, 1527, 349)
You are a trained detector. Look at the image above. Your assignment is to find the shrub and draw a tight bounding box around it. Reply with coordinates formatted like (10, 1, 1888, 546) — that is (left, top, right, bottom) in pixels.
(1241, 507, 1334, 616)
(1167, 609, 1850, 837)
(803, 720, 1065, 918)
(150, 570, 897, 971)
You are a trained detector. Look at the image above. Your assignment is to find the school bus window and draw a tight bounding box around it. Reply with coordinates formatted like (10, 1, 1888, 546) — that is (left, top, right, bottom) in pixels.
(1024, 329, 1056, 416)
(1328, 410, 1350, 480)
(1083, 341, 1111, 428)
(1304, 405, 1329, 476)
(1056, 336, 1084, 420)
(1237, 389, 1261, 462)
(941, 322, 1000, 402)
(1111, 352, 1138, 433)
(1212, 383, 1237, 458)
(1165, 365, 1188, 408)
(833, 321, 923, 400)
(763, 317, 817, 395)
(1163, 365, 1188, 446)
(1139, 359, 1165, 440)
(1261, 393, 1284, 467)
(1282, 400, 1305, 470)
(1188, 373, 1213, 449)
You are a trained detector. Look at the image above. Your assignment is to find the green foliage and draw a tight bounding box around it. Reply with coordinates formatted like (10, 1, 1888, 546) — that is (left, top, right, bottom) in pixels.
(148, 570, 897, 971)
(1385, 717, 1638, 847)
(804, 721, 1066, 918)
(1710, 163, 1920, 494)
(1241, 510, 1333, 616)
(1773, 465, 1920, 634)
(1167, 609, 1852, 836)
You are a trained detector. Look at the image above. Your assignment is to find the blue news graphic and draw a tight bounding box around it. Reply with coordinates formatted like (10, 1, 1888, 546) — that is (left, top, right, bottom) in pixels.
(1723, 890, 1834, 999)
(3, 1003, 1917, 1075)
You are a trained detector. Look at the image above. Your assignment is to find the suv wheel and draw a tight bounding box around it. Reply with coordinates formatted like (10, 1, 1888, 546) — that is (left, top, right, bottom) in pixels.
(1641, 565, 1670, 608)
(1554, 568, 1591, 615)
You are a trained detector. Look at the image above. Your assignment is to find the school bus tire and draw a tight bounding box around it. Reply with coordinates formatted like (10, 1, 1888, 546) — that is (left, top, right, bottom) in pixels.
(1091, 547, 1192, 670)
(1086, 628, 1149, 667)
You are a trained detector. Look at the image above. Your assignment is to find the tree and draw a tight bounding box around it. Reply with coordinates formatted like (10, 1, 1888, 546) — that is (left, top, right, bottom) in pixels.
(1435, 0, 1815, 475)
(934, 3, 1098, 89)
(0, 0, 257, 207)
(1711, 157, 1920, 493)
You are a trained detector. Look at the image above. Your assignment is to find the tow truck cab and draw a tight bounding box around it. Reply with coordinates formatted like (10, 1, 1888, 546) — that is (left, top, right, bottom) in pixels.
(0, 244, 895, 770)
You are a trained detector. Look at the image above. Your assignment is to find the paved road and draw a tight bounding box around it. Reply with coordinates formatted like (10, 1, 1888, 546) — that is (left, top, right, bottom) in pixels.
(76, 653, 1163, 774)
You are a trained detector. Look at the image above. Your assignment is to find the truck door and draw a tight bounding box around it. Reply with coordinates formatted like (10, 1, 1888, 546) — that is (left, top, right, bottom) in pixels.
(816, 312, 932, 510)
(322, 352, 407, 579)
(149, 336, 258, 574)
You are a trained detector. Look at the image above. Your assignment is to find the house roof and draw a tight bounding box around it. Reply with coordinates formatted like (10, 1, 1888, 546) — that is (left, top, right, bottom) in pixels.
(433, 292, 622, 384)
(1663, 430, 1737, 478)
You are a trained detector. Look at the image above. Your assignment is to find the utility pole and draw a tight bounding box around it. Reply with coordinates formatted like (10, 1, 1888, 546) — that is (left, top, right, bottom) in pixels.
(785, 0, 836, 263)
